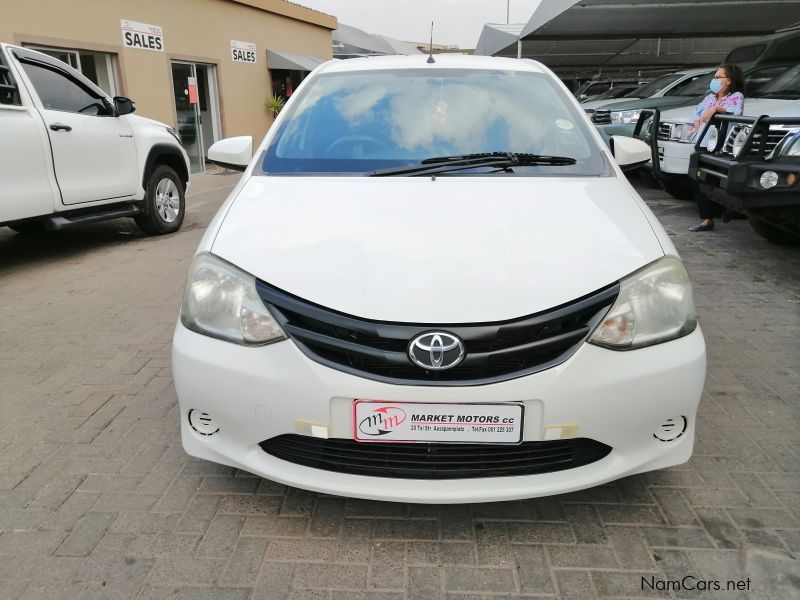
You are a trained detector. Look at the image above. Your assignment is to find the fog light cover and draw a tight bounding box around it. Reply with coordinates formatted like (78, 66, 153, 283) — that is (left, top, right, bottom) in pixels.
(654, 416, 687, 442)
(188, 409, 220, 436)
(760, 171, 779, 189)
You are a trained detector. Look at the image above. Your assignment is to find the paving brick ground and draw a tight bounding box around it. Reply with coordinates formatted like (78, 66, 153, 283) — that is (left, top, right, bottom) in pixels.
(0, 172, 798, 599)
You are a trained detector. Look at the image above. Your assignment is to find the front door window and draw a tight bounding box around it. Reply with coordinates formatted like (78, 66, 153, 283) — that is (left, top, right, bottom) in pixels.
(26, 45, 119, 97)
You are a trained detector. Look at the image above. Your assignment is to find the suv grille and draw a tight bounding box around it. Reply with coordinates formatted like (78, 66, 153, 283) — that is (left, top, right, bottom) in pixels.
(260, 435, 613, 479)
(657, 122, 673, 141)
(256, 282, 618, 386)
(721, 125, 790, 157)
(592, 110, 611, 125)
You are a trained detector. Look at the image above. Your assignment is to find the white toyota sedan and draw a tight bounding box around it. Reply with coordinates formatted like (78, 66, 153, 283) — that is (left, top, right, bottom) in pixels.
(172, 55, 706, 504)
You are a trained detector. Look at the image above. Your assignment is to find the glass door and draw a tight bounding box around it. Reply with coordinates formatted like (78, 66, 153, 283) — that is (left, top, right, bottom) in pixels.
(171, 62, 203, 173)
(171, 61, 221, 174)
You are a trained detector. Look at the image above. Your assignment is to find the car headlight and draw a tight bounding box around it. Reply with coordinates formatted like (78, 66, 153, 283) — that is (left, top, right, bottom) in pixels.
(610, 110, 641, 124)
(677, 123, 697, 143)
(166, 126, 182, 145)
(640, 116, 653, 137)
(181, 253, 286, 345)
(780, 131, 800, 156)
(589, 256, 697, 350)
(704, 126, 719, 151)
(731, 127, 750, 157)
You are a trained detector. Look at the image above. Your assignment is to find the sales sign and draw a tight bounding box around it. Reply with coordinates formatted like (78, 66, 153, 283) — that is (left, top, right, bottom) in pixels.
(121, 19, 164, 52)
(231, 40, 257, 64)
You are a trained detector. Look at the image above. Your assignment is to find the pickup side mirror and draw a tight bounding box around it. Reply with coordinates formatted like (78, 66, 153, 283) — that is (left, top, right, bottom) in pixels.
(207, 136, 253, 172)
(114, 96, 136, 116)
(609, 135, 651, 172)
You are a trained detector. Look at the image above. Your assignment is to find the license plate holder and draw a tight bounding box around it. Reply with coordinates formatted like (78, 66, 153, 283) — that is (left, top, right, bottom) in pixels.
(353, 400, 524, 444)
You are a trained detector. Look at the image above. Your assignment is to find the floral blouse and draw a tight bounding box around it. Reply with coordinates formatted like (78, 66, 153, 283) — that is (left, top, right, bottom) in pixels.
(693, 92, 745, 120)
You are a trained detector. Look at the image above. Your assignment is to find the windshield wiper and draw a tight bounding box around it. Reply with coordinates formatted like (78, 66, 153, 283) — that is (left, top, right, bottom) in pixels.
(368, 152, 577, 177)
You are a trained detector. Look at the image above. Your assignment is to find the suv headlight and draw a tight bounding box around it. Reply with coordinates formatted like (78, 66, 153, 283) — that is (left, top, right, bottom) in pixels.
(589, 256, 697, 350)
(731, 127, 750, 157)
(704, 126, 719, 151)
(166, 126, 182, 144)
(611, 110, 641, 124)
(181, 253, 286, 345)
(780, 131, 800, 156)
(677, 123, 697, 143)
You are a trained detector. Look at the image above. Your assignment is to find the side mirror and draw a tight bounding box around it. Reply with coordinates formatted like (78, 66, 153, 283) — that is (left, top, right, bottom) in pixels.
(610, 135, 651, 172)
(207, 136, 253, 172)
(113, 96, 136, 116)
(578, 94, 588, 101)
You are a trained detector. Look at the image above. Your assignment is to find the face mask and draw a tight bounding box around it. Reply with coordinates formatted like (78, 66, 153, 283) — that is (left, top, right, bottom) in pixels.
(710, 79, 724, 93)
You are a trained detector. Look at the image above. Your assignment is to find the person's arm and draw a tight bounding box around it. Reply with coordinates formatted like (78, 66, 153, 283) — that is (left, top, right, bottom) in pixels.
(692, 95, 711, 130)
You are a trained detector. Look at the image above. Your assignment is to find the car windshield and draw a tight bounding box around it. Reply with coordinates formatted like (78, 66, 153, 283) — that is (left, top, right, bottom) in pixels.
(670, 74, 714, 97)
(632, 73, 683, 98)
(261, 68, 608, 176)
(591, 86, 639, 100)
(756, 64, 800, 98)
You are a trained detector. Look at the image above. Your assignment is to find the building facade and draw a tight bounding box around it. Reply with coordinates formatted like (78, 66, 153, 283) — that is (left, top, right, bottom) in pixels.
(1, 0, 336, 172)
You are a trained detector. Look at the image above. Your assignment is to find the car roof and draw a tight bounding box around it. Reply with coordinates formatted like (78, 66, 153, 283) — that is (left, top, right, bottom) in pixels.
(672, 67, 715, 76)
(317, 54, 549, 75)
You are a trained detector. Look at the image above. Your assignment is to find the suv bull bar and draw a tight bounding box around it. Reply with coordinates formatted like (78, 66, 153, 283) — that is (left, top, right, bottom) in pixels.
(688, 114, 800, 237)
(632, 108, 663, 179)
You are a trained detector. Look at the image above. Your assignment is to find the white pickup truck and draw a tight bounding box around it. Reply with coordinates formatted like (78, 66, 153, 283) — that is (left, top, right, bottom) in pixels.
(0, 43, 189, 234)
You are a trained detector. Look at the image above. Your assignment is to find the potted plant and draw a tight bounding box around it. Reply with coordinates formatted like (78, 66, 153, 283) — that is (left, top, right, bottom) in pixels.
(265, 94, 286, 118)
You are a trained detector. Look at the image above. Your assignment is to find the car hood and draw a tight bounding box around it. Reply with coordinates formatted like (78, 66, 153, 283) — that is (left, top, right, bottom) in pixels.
(596, 96, 700, 112)
(211, 176, 665, 323)
(660, 98, 800, 123)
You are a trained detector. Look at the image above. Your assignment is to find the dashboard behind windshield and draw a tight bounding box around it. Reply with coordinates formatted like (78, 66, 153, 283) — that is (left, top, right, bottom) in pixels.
(261, 68, 609, 176)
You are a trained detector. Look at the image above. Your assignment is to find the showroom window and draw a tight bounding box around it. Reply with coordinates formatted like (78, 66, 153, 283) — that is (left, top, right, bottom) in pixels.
(25, 45, 119, 97)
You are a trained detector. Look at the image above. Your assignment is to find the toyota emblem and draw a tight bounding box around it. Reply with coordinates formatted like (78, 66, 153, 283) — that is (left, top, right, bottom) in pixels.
(408, 332, 465, 370)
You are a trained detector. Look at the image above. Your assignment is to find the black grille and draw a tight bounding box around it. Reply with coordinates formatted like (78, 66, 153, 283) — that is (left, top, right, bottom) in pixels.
(260, 435, 613, 479)
(256, 282, 618, 385)
(657, 122, 673, 141)
(592, 110, 611, 125)
(721, 125, 790, 158)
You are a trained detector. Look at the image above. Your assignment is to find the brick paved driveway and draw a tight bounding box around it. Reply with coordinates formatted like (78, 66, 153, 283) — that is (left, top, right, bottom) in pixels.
(0, 173, 798, 600)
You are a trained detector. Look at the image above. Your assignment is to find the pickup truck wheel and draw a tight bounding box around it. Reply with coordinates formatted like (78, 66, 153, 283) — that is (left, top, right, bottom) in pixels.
(135, 165, 185, 235)
(748, 217, 800, 246)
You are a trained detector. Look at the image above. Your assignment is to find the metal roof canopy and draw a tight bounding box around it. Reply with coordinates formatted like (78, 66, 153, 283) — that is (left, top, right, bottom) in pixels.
(484, 0, 800, 77)
(266, 50, 327, 71)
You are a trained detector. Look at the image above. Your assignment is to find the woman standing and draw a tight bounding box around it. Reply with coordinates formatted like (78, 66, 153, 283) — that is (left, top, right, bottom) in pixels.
(689, 64, 745, 232)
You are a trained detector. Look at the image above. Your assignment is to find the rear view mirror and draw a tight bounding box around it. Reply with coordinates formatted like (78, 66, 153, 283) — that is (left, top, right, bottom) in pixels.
(113, 96, 135, 116)
(207, 136, 253, 172)
(610, 135, 651, 171)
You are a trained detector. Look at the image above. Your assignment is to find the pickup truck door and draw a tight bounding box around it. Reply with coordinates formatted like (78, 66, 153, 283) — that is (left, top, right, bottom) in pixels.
(14, 50, 139, 205)
(0, 49, 56, 222)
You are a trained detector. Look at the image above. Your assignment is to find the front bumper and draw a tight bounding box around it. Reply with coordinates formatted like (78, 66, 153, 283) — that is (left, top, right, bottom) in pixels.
(656, 139, 693, 175)
(172, 323, 706, 503)
(691, 153, 800, 208)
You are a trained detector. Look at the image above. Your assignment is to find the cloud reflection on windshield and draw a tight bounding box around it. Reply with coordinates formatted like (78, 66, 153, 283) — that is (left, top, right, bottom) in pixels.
(279, 70, 591, 159)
